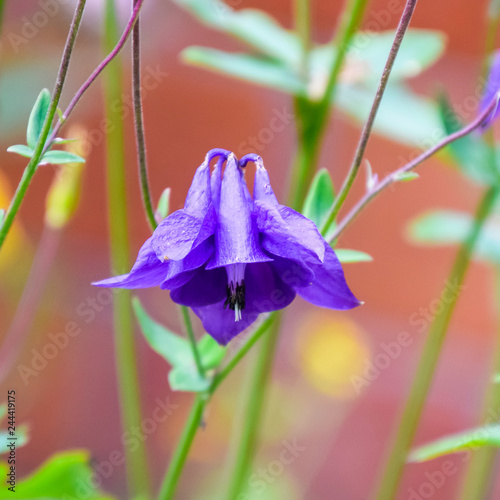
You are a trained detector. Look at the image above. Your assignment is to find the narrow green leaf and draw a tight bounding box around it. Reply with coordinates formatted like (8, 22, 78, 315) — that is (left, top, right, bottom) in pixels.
(334, 249, 373, 263)
(0, 210, 5, 226)
(409, 425, 500, 462)
(40, 150, 85, 165)
(181, 47, 305, 95)
(156, 187, 171, 221)
(26, 89, 51, 150)
(407, 210, 500, 264)
(173, 0, 301, 66)
(7, 145, 34, 158)
(394, 171, 420, 182)
(133, 298, 192, 367)
(302, 168, 335, 229)
(0, 450, 116, 499)
(53, 137, 77, 145)
(198, 334, 226, 370)
(438, 91, 498, 186)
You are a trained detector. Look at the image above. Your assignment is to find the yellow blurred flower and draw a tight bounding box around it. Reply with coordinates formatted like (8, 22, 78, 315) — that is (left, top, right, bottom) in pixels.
(296, 312, 370, 399)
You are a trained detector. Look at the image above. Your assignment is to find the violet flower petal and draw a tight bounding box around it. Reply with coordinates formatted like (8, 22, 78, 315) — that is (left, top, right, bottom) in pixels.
(152, 161, 215, 261)
(244, 262, 296, 314)
(207, 154, 271, 269)
(92, 237, 169, 288)
(192, 299, 260, 345)
(479, 50, 500, 130)
(296, 242, 361, 310)
(255, 201, 325, 265)
(169, 267, 227, 307)
(160, 238, 215, 289)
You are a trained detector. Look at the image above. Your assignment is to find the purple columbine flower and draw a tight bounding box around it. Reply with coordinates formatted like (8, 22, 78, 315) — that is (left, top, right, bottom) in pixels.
(479, 50, 500, 130)
(93, 150, 361, 344)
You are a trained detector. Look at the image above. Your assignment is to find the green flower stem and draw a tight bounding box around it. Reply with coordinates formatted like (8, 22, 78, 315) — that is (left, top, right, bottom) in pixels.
(132, 0, 157, 231)
(455, 4, 500, 497)
(158, 394, 206, 500)
(155, 315, 275, 499)
(103, 1, 150, 498)
(294, 0, 311, 78)
(180, 305, 205, 378)
(461, 267, 500, 491)
(458, 267, 500, 500)
(223, 313, 283, 500)
(321, 0, 418, 235)
(0, 0, 7, 35)
(0, 0, 86, 251)
(211, 314, 276, 393)
(373, 186, 499, 500)
(288, 0, 370, 210)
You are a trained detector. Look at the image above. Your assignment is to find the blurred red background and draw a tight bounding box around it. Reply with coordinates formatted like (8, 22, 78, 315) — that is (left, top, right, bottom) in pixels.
(0, 0, 498, 498)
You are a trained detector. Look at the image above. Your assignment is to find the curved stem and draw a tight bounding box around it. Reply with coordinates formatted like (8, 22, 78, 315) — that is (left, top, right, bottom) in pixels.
(329, 94, 500, 241)
(103, 1, 150, 497)
(0, 0, 86, 251)
(373, 186, 499, 500)
(157, 394, 206, 500)
(321, 0, 418, 235)
(132, 0, 157, 231)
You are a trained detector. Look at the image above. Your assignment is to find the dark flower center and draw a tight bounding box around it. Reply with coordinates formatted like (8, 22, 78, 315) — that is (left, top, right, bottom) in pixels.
(224, 264, 246, 321)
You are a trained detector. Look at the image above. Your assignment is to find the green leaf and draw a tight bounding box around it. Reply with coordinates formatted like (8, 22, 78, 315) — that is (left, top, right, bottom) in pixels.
(181, 47, 305, 95)
(198, 334, 226, 370)
(26, 89, 51, 150)
(407, 210, 500, 264)
(334, 249, 373, 263)
(133, 299, 225, 392)
(53, 137, 77, 145)
(352, 29, 446, 82)
(438, 91, 499, 186)
(168, 366, 211, 392)
(7, 145, 34, 158)
(0, 450, 115, 499)
(133, 298, 192, 367)
(394, 171, 420, 182)
(336, 83, 442, 147)
(409, 424, 500, 462)
(156, 187, 171, 220)
(40, 150, 85, 165)
(302, 169, 335, 229)
(173, 0, 301, 66)
(0, 210, 5, 226)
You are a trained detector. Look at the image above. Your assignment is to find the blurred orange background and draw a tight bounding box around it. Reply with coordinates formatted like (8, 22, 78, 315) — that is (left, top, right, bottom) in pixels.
(0, 0, 498, 498)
